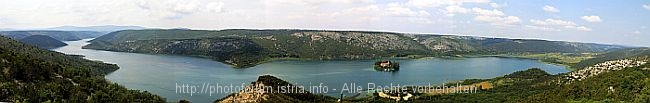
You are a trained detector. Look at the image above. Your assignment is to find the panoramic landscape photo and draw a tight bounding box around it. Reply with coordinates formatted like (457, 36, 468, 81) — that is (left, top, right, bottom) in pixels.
(1, 0, 650, 103)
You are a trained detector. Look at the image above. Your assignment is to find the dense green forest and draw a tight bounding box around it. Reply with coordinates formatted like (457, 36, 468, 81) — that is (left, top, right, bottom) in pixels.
(83, 29, 625, 68)
(0, 36, 117, 75)
(0, 36, 165, 102)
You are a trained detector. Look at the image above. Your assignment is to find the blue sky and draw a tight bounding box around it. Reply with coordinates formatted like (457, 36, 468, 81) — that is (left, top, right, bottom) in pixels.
(0, 0, 649, 46)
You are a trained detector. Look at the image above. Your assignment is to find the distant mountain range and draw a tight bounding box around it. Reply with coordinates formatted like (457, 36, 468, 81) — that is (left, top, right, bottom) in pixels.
(0, 25, 148, 49)
(0, 31, 104, 41)
(0, 31, 105, 49)
(46, 25, 148, 33)
(0, 28, 15, 31)
(0, 25, 148, 33)
(83, 29, 628, 68)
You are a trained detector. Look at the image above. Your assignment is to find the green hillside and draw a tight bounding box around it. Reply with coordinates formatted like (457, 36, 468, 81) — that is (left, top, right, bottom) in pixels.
(0, 36, 165, 102)
(0, 36, 117, 75)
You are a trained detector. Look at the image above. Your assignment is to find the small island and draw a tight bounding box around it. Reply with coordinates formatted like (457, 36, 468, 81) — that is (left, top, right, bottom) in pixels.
(374, 60, 400, 72)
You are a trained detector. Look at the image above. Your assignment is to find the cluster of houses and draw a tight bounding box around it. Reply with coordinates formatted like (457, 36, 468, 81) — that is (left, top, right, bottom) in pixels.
(565, 59, 648, 83)
(377, 90, 413, 101)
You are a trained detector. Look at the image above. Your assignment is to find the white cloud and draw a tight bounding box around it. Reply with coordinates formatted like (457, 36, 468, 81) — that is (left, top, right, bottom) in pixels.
(489, 2, 507, 8)
(445, 7, 519, 26)
(571, 26, 592, 31)
(408, 17, 433, 24)
(632, 31, 641, 34)
(134, 0, 226, 19)
(472, 8, 504, 16)
(265, 0, 374, 6)
(530, 19, 592, 31)
(302, 0, 375, 5)
(342, 5, 383, 22)
(169, 0, 201, 14)
(207, 2, 225, 13)
(530, 19, 576, 26)
(385, 3, 430, 17)
(474, 15, 520, 26)
(407, 0, 490, 8)
(377, 3, 433, 24)
(445, 5, 470, 15)
(526, 25, 561, 31)
(445, 5, 469, 14)
(136, 0, 151, 9)
(543, 5, 559, 13)
(0, 17, 5, 24)
(644, 4, 650, 10)
(581, 15, 602, 22)
(261, 0, 383, 25)
(320, 5, 384, 23)
(471, 8, 519, 26)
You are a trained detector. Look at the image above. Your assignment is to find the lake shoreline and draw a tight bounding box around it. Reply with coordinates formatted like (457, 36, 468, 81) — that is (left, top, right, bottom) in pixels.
(55, 39, 570, 102)
(79, 44, 575, 70)
(84, 49, 575, 71)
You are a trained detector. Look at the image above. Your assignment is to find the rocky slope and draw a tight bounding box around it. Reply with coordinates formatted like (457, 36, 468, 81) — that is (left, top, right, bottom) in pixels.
(215, 75, 335, 103)
(84, 29, 626, 68)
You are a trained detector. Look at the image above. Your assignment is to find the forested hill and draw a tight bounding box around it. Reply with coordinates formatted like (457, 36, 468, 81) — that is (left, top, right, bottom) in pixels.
(84, 29, 626, 68)
(0, 35, 117, 75)
(0, 36, 165, 102)
(18, 35, 68, 49)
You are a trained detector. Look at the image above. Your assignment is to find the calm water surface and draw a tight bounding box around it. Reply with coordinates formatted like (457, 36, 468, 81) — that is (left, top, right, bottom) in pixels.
(53, 39, 569, 103)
